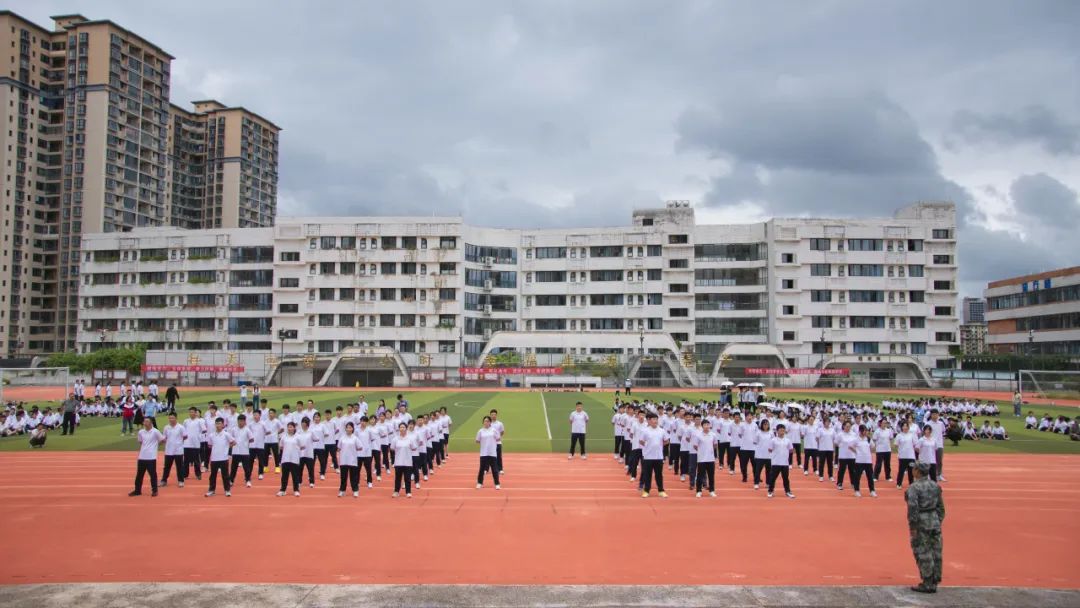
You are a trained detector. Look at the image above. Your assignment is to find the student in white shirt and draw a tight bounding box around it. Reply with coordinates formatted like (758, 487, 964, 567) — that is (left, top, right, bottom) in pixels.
(310, 412, 329, 480)
(357, 416, 378, 487)
(490, 409, 506, 474)
(894, 421, 917, 488)
(850, 425, 877, 497)
(322, 408, 340, 472)
(475, 416, 501, 490)
(249, 410, 268, 480)
(751, 419, 773, 490)
(1024, 412, 1038, 430)
(160, 413, 187, 488)
(801, 419, 818, 476)
(228, 414, 255, 488)
(638, 412, 668, 498)
(205, 417, 236, 497)
(736, 415, 756, 483)
(298, 417, 317, 488)
(926, 411, 947, 482)
(264, 409, 282, 474)
(612, 404, 626, 463)
(391, 423, 415, 497)
(766, 424, 795, 498)
(277, 422, 303, 496)
(336, 422, 361, 497)
(816, 420, 836, 482)
(182, 407, 206, 481)
(694, 419, 718, 497)
(568, 402, 589, 459)
(991, 421, 1009, 440)
(130, 418, 164, 497)
(871, 419, 894, 482)
(438, 406, 452, 462)
(835, 421, 858, 491)
(915, 425, 939, 482)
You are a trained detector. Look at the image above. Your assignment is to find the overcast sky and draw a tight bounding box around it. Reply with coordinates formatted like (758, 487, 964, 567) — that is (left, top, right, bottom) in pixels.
(15, 1, 1080, 296)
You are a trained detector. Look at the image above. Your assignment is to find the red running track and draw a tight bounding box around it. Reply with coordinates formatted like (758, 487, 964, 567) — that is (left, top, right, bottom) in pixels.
(0, 452, 1076, 587)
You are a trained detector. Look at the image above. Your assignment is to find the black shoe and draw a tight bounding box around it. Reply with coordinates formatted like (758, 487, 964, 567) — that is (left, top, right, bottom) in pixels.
(128, 491, 141, 497)
(151, 490, 158, 497)
(910, 585, 935, 594)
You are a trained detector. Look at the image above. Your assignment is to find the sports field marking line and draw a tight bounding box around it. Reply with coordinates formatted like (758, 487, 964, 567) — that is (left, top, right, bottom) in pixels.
(539, 393, 552, 440)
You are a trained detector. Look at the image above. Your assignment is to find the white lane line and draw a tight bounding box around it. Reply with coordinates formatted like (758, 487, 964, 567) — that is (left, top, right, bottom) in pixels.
(540, 393, 552, 440)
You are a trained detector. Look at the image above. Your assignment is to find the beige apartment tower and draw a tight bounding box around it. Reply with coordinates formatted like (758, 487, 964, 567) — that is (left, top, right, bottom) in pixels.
(0, 11, 278, 356)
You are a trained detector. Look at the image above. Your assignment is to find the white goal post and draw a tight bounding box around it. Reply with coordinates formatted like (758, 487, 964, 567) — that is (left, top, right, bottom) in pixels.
(1017, 369, 1080, 402)
(0, 367, 71, 403)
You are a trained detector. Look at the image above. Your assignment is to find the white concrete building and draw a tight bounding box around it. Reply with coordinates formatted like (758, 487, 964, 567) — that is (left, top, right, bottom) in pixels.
(76, 201, 959, 387)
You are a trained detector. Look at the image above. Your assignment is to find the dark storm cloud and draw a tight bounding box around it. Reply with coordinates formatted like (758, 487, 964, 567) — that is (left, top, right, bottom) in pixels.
(1010, 173, 1080, 228)
(952, 106, 1080, 157)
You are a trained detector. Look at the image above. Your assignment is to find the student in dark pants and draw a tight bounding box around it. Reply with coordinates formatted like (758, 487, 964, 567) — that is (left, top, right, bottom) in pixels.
(391, 423, 414, 497)
(751, 419, 772, 490)
(568, 402, 589, 459)
(490, 410, 506, 474)
(766, 424, 795, 498)
(60, 394, 79, 436)
(475, 416, 501, 489)
(205, 418, 236, 498)
(694, 420, 718, 497)
(277, 423, 303, 497)
(638, 413, 668, 498)
(130, 418, 163, 497)
(160, 413, 186, 488)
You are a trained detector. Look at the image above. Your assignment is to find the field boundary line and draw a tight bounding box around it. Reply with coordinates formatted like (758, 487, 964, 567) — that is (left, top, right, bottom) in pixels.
(540, 393, 552, 440)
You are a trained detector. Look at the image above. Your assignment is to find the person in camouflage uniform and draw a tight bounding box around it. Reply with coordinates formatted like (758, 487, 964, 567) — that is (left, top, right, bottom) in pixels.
(904, 462, 945, 593)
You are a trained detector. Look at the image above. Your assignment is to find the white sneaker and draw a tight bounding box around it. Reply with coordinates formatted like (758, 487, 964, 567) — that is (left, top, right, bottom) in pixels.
(294, 491, 300, 497)
(338, 491, 345, 498)
(353, 491, 358, 497)
(630, 477, 636, 482)
(939, 476, 947, 482)
(819, 476, 824, 482)
(854, 491, 862, 497)
(178, 481, 184, 488)
(582, 455, 587, 460)
(204, 491, 215, 497)
(803, 470, 808, 476)
(309, 483, 315, 488)
(377, 476, 382, 482)
(767, 492, 773, 498)
(728, 470, 734, 475)
(392, 492, 399, 498)
(495, 485, 501, 490)
(367, 482, 373, 488)
(568, 454, 573, 460)
(225, 491, 231, 497)
(276, 491, 285, 497)
(476, 483, 482, 489)
(710, 491, 716, 497)
(406, 493, 413, 498)
(870, 491, 878, 498)
(258, 474, 264, 480)
(696, 491, 702, 498)
(787, 492, 796, 499)
(753, 484, 759, 490)
(423, 475, 429, 481)
(245, 481, 252, 488)
(319, 475, 325, 481)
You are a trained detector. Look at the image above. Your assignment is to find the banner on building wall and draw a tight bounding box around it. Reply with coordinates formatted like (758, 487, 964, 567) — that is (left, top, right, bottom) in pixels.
(458, 367, 563, 375)
(142, 364, 245, 373)
(746, 367, 850, 376)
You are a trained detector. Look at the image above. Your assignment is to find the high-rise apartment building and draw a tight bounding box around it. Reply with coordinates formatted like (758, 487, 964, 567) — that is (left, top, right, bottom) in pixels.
(0, 11, 278, 356)
(962, 296, 985, 324)
(76, 202, 959, 387)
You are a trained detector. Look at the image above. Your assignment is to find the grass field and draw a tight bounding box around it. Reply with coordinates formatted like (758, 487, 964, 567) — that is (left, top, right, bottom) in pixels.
(3, 389, 1078, 454)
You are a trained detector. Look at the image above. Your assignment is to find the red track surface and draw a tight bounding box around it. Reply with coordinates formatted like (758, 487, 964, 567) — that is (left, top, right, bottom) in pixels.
(6, 385, 1079, 406)
(0, 452, 1076, 587)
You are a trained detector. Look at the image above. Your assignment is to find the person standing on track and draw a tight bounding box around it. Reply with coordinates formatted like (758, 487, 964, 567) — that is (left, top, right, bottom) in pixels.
(638, 412, 667, 498)
(766, 423, 795, 499)
(60, 392, 78, 436)
(872, 418, 894, 482)
(894, 421, 917, 488)
(693, 419, 717, 498)
(915, 425, 939, 482)
(392, 422, 414, 498)
(905, 462, 945, 594)
(337, 422, 361, 498)
(159, 413, 186, 488)
(205, 417, 236, 498)
(926, 411, 947, 482)
(476, 416, 501, 490)
(165, 383, 179, 415)
(130, 417, 164, 497)
(182, 407, 205, 482)
(490, 409, 506, 474)
(850, 425, 877, 498)
(568, 402, 589, 459)
(276, 422, 303, 497)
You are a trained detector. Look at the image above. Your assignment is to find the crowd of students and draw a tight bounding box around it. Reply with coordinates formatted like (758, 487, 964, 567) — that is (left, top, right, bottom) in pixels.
(129, 394, 456, 499)
(610, 397, 972, 499)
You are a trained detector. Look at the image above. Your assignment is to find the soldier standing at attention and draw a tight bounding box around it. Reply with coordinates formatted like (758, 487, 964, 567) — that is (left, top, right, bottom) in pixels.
(905, 462, 945, 593)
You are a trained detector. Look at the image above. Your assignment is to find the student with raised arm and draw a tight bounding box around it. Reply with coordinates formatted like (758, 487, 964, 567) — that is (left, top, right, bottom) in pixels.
(475, 416, 501, 490)
(130, 417, 164, 497)
(766, 423, 795, 499)
(638, 412, 668, 499)
(336, 422, 361, 498)
(205, 417, 236, 498)
(276, 422, 303, 497)
(568, 402, 589, 459)
(160, 413, 187, 488)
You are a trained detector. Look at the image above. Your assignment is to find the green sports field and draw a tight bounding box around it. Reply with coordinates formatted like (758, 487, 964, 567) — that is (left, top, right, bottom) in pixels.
(2, 389, 1078, 454)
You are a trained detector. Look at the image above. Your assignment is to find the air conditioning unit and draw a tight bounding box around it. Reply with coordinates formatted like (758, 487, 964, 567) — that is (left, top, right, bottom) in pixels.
(482, 256, 494, 266)
(483, 279, 493, 290)
(483, 304, 493, 314)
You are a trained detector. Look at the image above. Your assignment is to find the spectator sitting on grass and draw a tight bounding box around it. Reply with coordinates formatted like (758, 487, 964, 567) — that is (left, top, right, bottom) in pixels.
(1024, 412, 1038, 429)
(1038, 415, 1053, 432)
(1069, 418, 1080, 442)
(28, 423, 47, 448)
(945, 418, 963, 446)
(1053, 416, 1071, 434)
(990, 421, 1008, 441)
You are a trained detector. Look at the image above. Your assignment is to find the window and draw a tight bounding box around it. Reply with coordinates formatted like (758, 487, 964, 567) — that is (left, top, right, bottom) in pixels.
(810, 264, 831, 277)
(781, 253, 795, 264)
(590, 270, 623, 282)
(647, 245, 662, 256)
(935, 332, 956, 342)
(280, 251, 299, 262)
(338, 314, 354, 327)
(809, 238, 830, 251)
(907, 239, 924, 252)
(438, 288, 456, 301)
(535, 247, 566, 259)
(319, 288, 335, 301)
(668, 234, 688, 244)
(279, 303, 298, 313)
(933, 280, 953, 290)
(340, 236, 356, 249)
(909, 290, 925, 303)
(931, 229, 952, 239)
(647, 269, 662, 280)
(781, 279, 795, 289)
(535, 271, 566, 282)
(932, 255, 952, 265)
(589, 246, 623, 258)
(782, 305, 796, 315)
(849, 290, 884, 303)
(648, 293, 664, 305)
(848, 264, 883, 277)
(590, 294, 625, 306)
(849, 316, 885, 329)
(811, 315, 832, 328)
(847, 239, 882, 251)
(810, 290, 832, 302)
(668, 284, 688, 293)
(908, 265, 924, 277)
(910, 342, 927, 355)
(318, 314, 334, 327)
(782, 331, 796, 341)
(668, 308, 688, 317)
(910, 317, 926, 328)
(853, 342, 879, 354)
(320, 236, 337, 250)
(934, 306, 953, 316)
(279, 278, 299, 288)
(668, 258, 689, 269)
